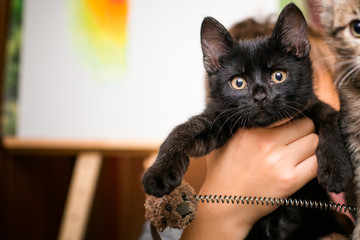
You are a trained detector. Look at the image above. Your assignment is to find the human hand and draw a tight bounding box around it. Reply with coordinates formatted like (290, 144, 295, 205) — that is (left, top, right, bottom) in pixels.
(182, 117, 318, 239)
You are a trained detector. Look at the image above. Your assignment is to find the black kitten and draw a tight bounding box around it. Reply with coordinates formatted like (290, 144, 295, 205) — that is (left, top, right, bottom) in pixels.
(143, 4, 353, 238)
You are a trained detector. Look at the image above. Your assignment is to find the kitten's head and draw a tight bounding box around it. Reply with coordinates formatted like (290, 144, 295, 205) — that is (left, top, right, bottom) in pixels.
(201, 3, 313, 127)
(321, 0, 360, 86)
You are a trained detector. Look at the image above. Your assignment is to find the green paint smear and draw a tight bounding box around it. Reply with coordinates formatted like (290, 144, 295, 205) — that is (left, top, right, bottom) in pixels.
(2, 0, 23, 136)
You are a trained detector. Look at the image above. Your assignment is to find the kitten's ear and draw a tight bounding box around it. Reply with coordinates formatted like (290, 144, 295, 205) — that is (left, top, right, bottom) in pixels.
(319, 0, 334, 32)
(271, 3, 310, 58)
(201, 17, 234, 73)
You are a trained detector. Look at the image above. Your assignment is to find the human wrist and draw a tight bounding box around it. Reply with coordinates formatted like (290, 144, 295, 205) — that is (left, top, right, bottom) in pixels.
(181, 183, 259, 240)
(181, 199, 253, 240)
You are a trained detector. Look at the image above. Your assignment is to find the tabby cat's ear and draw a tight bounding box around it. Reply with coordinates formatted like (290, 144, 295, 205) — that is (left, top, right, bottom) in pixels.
(201, 17, 234, 73)
(319, 0, 334, 32)
(271, 3, 310, 58)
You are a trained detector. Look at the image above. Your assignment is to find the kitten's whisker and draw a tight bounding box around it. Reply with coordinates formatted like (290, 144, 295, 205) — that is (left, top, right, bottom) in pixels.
(283, 105, 307, 119)
(212, 107, 238, 126)
(334, 58, 360, 86)
(215, 110, 241, 139)
(319, 55, 354, 61)
(276, 110, 287, 122)
(334, 57, 360, 70)
(286, 104, 305, 114)
(280, 108, 294, 121)
(334, 57, 359, 63)
(239, 113, 248, 127)
(228, 112, 239, 134)
(245, 115, 251, 128)
(334, 63, 356, 81)
(230, 113, 242, 135)
(334, 59, 356, 67)
(337, 64, 360, 87)
(349, 68, 360, 83)
(286, 102, 310, 113)
(334, 60, 358, 72)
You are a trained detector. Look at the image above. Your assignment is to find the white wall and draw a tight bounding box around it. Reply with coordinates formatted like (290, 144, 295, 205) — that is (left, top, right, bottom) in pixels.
(18, 0, 278, 142)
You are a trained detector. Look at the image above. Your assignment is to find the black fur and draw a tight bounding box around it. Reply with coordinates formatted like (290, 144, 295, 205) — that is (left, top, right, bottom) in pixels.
(143, 3, 353, 238)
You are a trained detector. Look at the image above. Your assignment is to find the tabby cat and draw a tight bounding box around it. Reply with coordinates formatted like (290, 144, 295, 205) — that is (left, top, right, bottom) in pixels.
(144, 3, 352, 238)
(321, 0, 360, 238)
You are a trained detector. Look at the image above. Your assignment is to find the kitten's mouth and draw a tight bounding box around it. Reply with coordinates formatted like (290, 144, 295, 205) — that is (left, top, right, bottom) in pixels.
(257, 108, 273, 117)
(251, 110, 277, 127)
(253, 108, 297, 127)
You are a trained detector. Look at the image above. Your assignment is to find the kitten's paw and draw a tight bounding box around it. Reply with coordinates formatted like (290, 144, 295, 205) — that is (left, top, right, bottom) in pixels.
(317, 169, 349, 193)
(142, 167, 183, 197)
(142, 155, 188, 197)
(316, 148, 353, 193)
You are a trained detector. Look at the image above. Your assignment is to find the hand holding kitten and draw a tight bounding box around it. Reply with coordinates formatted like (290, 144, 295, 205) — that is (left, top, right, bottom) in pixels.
(182, 118, 318, 239)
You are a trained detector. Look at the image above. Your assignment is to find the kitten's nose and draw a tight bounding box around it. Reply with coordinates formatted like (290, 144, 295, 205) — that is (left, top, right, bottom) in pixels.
(253, 93, 269, 105)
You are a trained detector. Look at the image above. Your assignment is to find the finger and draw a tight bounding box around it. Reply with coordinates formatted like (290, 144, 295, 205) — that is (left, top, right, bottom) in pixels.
(269, 118, 316, 145)
(285, 133, 319, 166)
(294, 154, 318, 189)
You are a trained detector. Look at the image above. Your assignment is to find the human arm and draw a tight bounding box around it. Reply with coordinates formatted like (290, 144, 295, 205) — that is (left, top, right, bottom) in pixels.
(181, 117, 318, 239)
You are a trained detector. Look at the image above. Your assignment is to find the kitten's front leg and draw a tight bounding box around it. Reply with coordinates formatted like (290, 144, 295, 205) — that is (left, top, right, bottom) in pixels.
(142, 112, 229, 197)
(313, 109, 353, 193)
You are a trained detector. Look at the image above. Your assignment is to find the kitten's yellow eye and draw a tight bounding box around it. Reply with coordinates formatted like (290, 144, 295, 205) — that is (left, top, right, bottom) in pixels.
(350, 20, 360, 38)
(230, 77, 247, 89)
(271, 70, 287, 84)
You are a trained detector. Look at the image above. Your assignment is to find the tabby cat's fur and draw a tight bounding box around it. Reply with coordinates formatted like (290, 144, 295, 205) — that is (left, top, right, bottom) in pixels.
(321, 0, 360, 238)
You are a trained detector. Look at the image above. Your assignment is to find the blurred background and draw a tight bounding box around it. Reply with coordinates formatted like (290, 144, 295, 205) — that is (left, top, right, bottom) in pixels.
(0, 0, 320, 239)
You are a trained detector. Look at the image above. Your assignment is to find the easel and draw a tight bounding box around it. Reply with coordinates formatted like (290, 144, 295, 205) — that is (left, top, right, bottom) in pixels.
(58, 152, 102, 240)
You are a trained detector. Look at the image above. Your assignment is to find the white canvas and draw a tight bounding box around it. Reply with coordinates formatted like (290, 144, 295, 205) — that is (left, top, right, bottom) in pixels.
(18, 0, 279, 142)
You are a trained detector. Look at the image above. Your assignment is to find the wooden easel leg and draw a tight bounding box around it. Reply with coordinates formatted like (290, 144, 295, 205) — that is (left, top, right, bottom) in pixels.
(58, 152, 102, 240)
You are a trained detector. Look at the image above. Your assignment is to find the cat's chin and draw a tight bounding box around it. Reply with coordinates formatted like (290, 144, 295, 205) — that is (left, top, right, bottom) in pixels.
(251, 113, 292, 127)
(247, 111, 280, 127)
